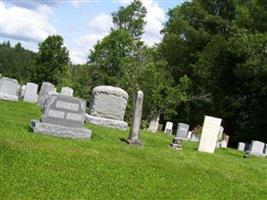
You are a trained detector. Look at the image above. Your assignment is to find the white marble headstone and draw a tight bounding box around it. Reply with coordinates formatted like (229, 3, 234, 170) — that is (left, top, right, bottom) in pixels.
(0, 77, 19, 101)
(23, 83, 38, 103)
(164, 121, 173, 134)
(61, 87, 74, 96)
(249, 141, 265, 156)
(198, 116, 222, 153)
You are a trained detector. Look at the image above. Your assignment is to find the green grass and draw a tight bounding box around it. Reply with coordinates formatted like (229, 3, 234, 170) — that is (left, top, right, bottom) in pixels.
(0, 100, 267, 200)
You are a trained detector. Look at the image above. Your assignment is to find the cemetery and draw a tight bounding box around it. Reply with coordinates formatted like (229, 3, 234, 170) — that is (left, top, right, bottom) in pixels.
(1, 0, 267, 199)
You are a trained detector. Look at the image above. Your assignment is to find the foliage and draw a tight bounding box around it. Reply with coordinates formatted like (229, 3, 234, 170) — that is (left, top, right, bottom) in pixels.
(34, 35, 70, 86)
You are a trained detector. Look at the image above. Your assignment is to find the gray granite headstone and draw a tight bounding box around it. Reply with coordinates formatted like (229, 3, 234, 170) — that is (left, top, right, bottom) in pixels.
(175, 123, 189, 139)
(23, 83, 38, 103)
(249, 140, 265, 156)
(85, 85, 128, 130)
(37, 82, 55, 107)
(30, 94, 91, 139)
(0, 77, 19, 101)
(61, 87, 74, 96)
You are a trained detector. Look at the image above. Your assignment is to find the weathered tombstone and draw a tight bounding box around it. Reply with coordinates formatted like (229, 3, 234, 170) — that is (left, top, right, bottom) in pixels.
(164, 122, 173, 134)
(37, 82, 55, 107)
(148, 114, 160, 133)
(23, 83, 38, 103)
(158, 124, 163, 131)
(127, 90, 143, 145)
(175, 123, 189, 139)
(20, 85, 26, 98)
(248, 141, 265, 156)
(198, 116, 222, 153)
(0, 77, 19, 101)
(61, 87, 74, 96)
(30, 94, 91, 139)
(85, 86, 128, 130)
(187, 131, 192, 139)
(238, 142, 246, 151)
(220, 135, 230, 148)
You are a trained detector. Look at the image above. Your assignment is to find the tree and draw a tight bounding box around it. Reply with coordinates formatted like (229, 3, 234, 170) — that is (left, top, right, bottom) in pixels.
(34, 35, 70, 86)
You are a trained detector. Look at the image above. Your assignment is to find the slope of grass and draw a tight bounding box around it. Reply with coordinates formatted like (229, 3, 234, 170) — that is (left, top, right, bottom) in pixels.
(0, 100, 267, 200)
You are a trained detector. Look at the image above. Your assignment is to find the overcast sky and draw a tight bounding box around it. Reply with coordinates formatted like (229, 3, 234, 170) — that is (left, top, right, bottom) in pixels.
(0, 0, 185, 64)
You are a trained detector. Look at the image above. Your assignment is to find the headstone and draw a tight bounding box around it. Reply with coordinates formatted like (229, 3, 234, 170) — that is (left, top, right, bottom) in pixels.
(127, 90, 143, 146)
(30, 94, 91, 139)
(190, 134, 200, 142)
(20, 85, 26, 98)
(238, 142, 246, 151)
(164, 122, 173, 134)
(220, 135, 230, 148)
(85, 86, 128, 130)
(148, 114, 160, 133)
(198, 116, 222, 154)
(218, 126, 224, 141)
(23, 83, 38, 103)
(61, 87, 74, 96)
(0, 77, 19, 101)
(249, 141, 265, 156)
(175, 123, 189, 139)
(37, 82, 55, 107)
(187, 131, 192, 139)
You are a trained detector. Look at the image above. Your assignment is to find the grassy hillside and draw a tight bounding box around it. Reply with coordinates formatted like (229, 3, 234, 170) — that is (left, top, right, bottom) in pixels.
(0, 100, 267, 200)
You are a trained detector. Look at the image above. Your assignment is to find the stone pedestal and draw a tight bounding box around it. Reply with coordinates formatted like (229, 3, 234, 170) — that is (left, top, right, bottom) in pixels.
(127, 90, 143, 146)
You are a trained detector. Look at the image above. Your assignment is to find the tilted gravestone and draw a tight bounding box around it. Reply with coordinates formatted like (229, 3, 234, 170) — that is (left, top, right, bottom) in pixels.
(164, 122, 173, 134)
(37, 82, 55, 107)
(0, 77, 19, 101)
(23, 83, 38, 103)
(30, 94, 91, 139)
(61, 87, 74, 96)
(175, 123, 189, 139)
(249, 141, 265, 156)
(198, 116, 222, 154)
(85, 86, 128, 130)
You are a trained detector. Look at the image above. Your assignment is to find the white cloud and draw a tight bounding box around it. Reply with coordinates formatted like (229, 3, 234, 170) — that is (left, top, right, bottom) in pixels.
(0, 2, 57, 43)
(71, 0, 82, 8)
(88, 13, 113, 33)
(69, 33, 108, 64)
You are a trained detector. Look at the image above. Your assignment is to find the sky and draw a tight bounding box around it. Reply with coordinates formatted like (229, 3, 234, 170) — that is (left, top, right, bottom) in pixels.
(0, 0, 185, 64)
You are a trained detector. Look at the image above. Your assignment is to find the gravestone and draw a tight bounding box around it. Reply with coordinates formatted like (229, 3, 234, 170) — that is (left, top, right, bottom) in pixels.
(148, 114, 160, 133)
(187, 131, 192, 139)
(220, 135, 230, 148)
(238, 142, 246, 151)
(20, 85, 26, 98)
(249, 141, 265, 156)
(158, 124, 163, 131)
(61, 87, 74, 96)
(85, 86, 128, 130)
(0, 77, 19, 101)
(190, 134, 200, 142)
(164, 122, 173, 134)
(30, 94, 91, 139)
(127, 90, 143, 146)
(198, 116, 222, 154)
(23, 83, 38, 103)
(175, 123, 189, 139)
(37, 82, 55, 107)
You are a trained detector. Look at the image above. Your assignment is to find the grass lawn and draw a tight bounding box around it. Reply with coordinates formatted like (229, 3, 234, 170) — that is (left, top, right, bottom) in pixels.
(0, 100, 267, 200)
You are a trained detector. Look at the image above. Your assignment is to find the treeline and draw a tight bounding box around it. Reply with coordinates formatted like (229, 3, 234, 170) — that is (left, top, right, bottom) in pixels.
(0, 0, 266, 146)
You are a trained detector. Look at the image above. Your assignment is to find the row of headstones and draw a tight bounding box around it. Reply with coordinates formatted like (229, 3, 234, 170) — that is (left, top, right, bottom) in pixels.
(238, 141, 267, 157)
(0, 76, 74, 104)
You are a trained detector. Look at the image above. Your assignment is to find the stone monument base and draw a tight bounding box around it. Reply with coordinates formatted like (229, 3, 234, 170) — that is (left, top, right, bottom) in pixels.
(0, 93, 18, 101)
(30, 120, 91, 139)
(126, 138, 142, 146)
(85, 114, 128, 130)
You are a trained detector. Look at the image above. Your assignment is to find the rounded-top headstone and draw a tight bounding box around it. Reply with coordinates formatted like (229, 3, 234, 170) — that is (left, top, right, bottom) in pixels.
(90, 86, 128, 121)
(37, 82, 55, 107)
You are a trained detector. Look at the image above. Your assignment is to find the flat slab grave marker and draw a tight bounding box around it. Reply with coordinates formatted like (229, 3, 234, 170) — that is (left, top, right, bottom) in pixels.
(30, 94, 91, 139)
(0, 77, 19, 101)
(23, 83, 38, 103)
(86, 85, 128, 130)
(198, 116, 222, 154)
